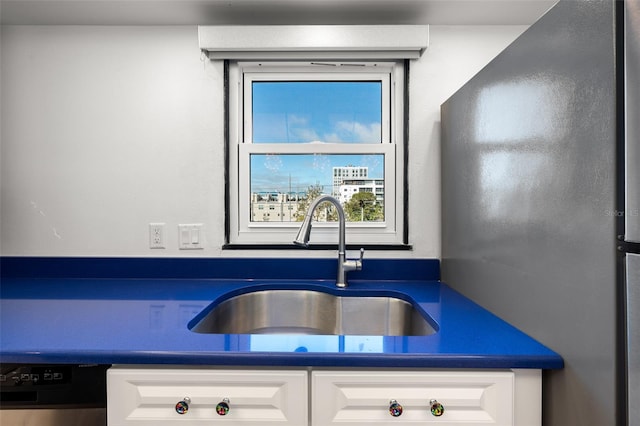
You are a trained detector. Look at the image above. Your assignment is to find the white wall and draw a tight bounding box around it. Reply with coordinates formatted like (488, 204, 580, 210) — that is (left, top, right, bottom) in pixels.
(0, 25, 527, 258)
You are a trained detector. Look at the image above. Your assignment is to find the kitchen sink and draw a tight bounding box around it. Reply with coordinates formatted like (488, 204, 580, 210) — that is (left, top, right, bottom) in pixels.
(189, 289, 437, 336)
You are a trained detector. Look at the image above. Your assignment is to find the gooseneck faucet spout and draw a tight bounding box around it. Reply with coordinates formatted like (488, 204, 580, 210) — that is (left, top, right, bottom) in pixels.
(294, 195, 364, 288)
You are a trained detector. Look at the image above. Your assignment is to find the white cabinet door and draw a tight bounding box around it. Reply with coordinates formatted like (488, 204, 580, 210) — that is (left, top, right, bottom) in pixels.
(107, 367, 308, 425)
(311, 370, 515, 426)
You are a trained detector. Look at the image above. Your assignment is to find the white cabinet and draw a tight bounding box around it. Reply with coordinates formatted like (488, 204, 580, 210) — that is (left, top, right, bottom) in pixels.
(312, 370, 527, 425)
(108, 367, 540, 426)
(107, 367, 308, 425)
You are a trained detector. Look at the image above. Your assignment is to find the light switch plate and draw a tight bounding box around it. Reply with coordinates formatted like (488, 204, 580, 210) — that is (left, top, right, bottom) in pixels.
(178, 224, 203, 250)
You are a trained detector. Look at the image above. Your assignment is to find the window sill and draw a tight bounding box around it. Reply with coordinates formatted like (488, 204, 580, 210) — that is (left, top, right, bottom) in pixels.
(222, 243, 413, 251)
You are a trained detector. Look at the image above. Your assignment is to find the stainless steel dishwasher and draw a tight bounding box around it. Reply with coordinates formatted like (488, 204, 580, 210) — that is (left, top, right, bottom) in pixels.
(0, 364, 108, 426)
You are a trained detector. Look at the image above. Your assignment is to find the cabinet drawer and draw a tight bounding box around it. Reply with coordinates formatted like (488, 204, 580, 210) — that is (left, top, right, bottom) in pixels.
(107, 367, 307, 425)
(312, 370, 514, 426)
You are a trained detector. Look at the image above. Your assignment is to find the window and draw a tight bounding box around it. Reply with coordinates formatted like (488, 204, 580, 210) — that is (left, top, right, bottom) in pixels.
(227, 61, 406, 245)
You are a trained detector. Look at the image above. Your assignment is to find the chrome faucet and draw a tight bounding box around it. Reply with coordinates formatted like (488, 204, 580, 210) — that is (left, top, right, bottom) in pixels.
(293, 195, 364, 288)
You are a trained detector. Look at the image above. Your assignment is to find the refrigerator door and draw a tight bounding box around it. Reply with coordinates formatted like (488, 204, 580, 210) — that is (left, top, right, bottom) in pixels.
(625, 0, 640, 243)
(627, 253, 640, 426)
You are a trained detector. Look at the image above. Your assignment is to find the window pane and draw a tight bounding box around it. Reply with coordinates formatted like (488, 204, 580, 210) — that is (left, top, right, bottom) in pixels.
(252, 82, 382, 143)
(250, 154, 384, 223)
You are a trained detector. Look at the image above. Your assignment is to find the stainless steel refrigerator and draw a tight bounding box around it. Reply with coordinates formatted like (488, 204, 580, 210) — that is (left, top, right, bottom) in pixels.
(623, 2, 639, 425)
(440, 0, 638, 425)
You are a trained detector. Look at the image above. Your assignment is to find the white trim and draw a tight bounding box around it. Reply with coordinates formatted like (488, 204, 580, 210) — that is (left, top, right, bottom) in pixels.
(513, 369, 542, 425)
(208, 51, 424, 60)
(228, 61, 405, 246)
(199, 25, 428, 60)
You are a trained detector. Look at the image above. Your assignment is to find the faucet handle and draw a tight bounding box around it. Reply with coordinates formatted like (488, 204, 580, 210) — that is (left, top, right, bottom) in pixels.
(351, 248, 364, 271)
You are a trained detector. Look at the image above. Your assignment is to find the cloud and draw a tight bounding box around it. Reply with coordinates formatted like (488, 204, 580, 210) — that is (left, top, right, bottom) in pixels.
(253, 114, 319, 142)
(287, 115, 310, 126)
(292, 127, 321, 142)
(324, 121, 381, 143)
(255, 113, 381, 144)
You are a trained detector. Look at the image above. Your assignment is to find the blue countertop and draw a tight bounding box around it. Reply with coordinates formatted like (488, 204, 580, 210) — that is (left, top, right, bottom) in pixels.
(0, 257, 563, 369)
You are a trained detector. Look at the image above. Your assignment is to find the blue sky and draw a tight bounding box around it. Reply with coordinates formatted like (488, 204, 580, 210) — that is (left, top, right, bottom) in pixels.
(250, 81, 384, 194)
(252, 81, 382, 143)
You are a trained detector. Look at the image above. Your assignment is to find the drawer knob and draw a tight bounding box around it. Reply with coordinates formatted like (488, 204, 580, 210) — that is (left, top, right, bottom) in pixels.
(430, 399, 444, 417)
(216, 398, 230, 416)
(389, 399, 403, 417)
(175, 397, 191, 415)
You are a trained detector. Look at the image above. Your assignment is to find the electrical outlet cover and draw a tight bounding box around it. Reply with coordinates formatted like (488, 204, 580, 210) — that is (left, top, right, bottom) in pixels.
(149, 223, 166, 249)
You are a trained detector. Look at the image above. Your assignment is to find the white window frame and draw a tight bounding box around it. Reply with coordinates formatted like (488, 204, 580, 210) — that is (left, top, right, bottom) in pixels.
(227, 61, 406, 245)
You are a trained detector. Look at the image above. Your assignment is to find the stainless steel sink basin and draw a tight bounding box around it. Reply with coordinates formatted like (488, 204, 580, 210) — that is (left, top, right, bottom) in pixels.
(189, 289, 436, 336)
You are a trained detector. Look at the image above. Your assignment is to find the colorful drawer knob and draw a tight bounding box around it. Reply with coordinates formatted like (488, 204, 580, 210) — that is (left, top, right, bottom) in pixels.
(175, 397, 190, 415)
(216, 398, 230, 416)
(430, 399, 444, 417)
(389, 399, 403, 417)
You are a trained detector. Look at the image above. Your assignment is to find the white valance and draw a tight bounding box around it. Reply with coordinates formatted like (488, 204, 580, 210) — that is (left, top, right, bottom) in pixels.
(198, 25, 429, 60)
